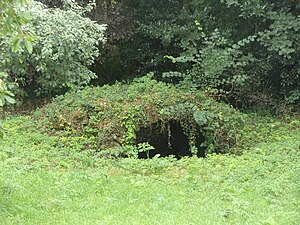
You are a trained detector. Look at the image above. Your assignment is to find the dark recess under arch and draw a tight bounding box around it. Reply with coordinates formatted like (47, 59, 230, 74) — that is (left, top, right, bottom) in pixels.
(136, 120, 205, 159)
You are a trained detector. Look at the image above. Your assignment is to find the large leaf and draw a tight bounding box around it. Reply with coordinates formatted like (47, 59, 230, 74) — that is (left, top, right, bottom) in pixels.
(11, 36, 20, 53)
(4, 95, 16, 104)
(24, 39, 33, 53)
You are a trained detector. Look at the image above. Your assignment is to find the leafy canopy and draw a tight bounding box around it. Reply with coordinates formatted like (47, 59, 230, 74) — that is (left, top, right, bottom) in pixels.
(1, 0, 106, 96)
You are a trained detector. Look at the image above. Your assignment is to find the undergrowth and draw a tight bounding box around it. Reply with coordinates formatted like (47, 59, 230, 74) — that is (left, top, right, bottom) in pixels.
(34, 74, 245, 157)
(0, 115, 299, 224)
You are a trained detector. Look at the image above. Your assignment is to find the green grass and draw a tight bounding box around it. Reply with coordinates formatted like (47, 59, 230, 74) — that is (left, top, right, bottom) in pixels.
(0, 116, 299, 224)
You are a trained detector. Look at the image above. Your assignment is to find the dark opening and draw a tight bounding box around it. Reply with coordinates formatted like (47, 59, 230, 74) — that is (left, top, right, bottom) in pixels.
(136, 120, 205, 159)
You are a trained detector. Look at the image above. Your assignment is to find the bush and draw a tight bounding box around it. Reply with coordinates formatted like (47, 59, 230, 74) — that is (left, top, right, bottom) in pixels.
(35, 75, 245, 157)
(0, 0, 106, 96)
(111, 0, 300, 106)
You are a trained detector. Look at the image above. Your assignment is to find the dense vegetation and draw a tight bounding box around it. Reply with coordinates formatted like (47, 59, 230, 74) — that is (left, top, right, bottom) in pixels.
(0, 116, 299, 224)
(1, 0, 299, 106)
(35, 75, 245, 157)
(1, 0, 106, 97)
(0, 0, 299, 224)
(83, 0, 300, 107)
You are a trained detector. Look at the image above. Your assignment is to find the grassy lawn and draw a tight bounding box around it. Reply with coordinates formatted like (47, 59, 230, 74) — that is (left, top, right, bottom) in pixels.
(0, 116, 299, 225)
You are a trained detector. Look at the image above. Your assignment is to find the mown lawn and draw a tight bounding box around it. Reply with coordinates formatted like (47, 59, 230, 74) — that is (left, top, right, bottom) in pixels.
(0, 116, 299, 225)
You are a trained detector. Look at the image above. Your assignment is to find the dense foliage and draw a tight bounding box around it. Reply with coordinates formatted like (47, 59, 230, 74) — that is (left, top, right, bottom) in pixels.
(0, 1, 299, 222)
(3, 0, 297, 108)
(0, 0, 106, 96)
(149, 1, 299, 106)
(0, 0, 32, 107)
(0, 0, 35, 137)
(35, 75, 244, 157)
(84, 0, 300, 107)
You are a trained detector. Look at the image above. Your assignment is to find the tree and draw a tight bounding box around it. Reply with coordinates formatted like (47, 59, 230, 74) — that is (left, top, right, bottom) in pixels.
(1, 1, 106, 96)
(0, 0, 34, 107)
(118, 0, 300, 107)
(0, 0, 33, 137)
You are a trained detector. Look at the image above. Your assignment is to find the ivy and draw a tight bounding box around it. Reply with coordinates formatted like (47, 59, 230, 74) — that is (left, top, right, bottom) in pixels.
(36, 75, 245, 156)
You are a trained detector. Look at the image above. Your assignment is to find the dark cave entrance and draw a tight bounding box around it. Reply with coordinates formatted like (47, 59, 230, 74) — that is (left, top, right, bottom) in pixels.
(136, 120, 205, 159)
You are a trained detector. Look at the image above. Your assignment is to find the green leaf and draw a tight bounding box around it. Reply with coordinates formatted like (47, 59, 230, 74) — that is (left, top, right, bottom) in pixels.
(232, 44, 240, 49)
(12, 37, 20, 53)
(0, 72, 8, 78)
(5, 90, 15, 97)
(0, 98, 4, 107)
(0, 26, 9, 35)
(193, 111, 208, 126)
(4, 95, 16, 104)
(0, 125, 4, 139)
(24, 39, 33, 53)
(19, 12, 32, 21)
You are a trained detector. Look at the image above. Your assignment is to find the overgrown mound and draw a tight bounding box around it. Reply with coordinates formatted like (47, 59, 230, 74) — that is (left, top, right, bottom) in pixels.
(35, 75, 244, 158)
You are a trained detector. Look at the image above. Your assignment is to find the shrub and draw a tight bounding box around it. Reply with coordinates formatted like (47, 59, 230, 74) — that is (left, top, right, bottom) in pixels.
(113, 0, 300, 106)
(0, 0, 106, 96)
(35, 75, 245, 157)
